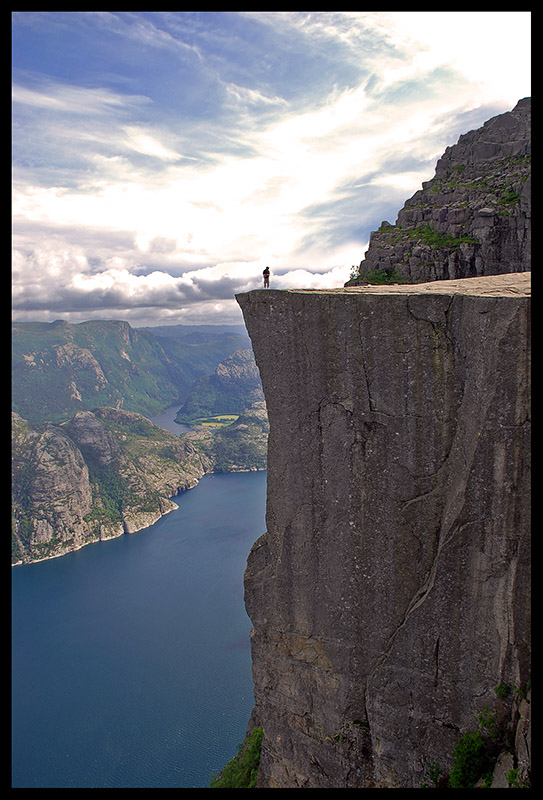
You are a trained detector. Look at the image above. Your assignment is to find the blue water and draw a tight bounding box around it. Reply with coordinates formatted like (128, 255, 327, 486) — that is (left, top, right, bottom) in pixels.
(147, 405, 191, 436)
(11, 469, 266, 788)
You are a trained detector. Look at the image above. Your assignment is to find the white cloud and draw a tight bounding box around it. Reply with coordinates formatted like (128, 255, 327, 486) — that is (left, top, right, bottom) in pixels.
(274, 265, 352, 290)
(224, 82, 288, 110)
(386, 11, 531, 105)
(12, 79, 149, 115)
(12, 11, 531, 326)
(121, 126, 182, 161)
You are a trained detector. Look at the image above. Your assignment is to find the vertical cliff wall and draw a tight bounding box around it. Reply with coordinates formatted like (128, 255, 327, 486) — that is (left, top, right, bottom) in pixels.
(236, 273, 530, 788)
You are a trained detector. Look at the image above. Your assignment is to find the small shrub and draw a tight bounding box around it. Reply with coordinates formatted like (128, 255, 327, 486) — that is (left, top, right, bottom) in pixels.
(507, 767, 530, 788)
(448, 730, 488, 788)
(475, 705, 498, 741)
(357, 266, 405, 285)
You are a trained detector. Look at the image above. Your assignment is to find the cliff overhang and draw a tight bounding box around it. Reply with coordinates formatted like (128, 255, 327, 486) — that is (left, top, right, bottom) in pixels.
(236, 272, 530, 788)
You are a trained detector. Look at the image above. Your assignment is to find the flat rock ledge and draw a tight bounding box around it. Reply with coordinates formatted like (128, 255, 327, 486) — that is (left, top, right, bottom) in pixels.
(290, 271, 530, 298)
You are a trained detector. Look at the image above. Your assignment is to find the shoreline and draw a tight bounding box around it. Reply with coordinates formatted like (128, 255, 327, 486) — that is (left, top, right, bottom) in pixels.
(13, 403, 267, 567)
(12, 466, 267, 567)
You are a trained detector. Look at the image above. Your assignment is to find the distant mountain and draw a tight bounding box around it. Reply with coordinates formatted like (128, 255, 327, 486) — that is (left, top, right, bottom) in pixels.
(187, 401, 269, 473)
(175, 349, 264, 423)
(141, 322, 249, 338)
(12, 319, 250, 426)
(141, 324, 250, 396)
(11, 319, 269, 564)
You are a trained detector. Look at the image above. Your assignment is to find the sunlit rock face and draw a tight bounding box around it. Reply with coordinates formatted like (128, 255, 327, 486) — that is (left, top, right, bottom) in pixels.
(237, 273, 530, 788)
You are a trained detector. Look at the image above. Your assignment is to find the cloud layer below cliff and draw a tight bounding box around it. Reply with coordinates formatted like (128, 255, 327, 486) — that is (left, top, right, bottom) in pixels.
(12, 11, 531, 325)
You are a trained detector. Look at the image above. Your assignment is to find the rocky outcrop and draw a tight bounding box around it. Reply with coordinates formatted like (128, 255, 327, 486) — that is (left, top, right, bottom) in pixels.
(11, 413, 96, 563)
(347, 98, 530, 285)
(189, 401, 269, 472)
(236, 273, 530, 787)
(11, 408, 212, 564)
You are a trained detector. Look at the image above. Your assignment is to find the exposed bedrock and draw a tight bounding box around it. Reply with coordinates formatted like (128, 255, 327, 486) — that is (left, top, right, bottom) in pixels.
(346, 98, 530, 285)
(236, 273, 530, 787)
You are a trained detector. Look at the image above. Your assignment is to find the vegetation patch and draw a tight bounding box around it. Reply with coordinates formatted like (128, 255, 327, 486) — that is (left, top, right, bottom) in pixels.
(193, 414, 239, 428)
(85, 464, 133, 525)
(210, 726, 263, 788)
(355, 265, 405, 285)
(497, 188, 521, 207)
(403, 224, 479, 249)
(421, 687, 531, 789)
(448, 729, 491, 788)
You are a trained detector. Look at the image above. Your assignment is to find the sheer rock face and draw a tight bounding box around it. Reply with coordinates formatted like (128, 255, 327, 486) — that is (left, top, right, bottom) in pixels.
(237, 273, 530, 788)
(347, 98, 530, 285)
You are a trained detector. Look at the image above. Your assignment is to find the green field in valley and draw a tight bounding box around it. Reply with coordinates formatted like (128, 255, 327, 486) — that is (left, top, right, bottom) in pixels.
(193, 414, 239, 428)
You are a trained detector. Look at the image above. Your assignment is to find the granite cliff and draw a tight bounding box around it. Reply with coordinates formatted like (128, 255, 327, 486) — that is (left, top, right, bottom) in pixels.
(237, 272, 530, 787)
(347, 98, 530, 286)
(229, 99, 531, 789)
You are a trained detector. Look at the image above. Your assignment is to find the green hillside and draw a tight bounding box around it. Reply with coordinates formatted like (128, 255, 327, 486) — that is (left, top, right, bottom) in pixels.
(12, 320, 249, 425)
(175, 348, 263, 423)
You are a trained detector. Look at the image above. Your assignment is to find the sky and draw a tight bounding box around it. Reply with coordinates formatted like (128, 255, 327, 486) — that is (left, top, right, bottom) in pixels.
(12, 11, 531, 327)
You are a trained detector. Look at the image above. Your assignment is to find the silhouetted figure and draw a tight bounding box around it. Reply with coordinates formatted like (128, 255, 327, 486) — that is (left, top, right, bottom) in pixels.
(263, 266, 270, 288)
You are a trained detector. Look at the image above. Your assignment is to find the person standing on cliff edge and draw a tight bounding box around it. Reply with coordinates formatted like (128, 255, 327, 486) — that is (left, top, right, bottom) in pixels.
(263, 266, 270, 288)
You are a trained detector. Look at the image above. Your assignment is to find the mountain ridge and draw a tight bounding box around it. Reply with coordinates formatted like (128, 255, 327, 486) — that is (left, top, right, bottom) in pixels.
(347, 97, 530, 286)
(12, 319, 250, 425)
